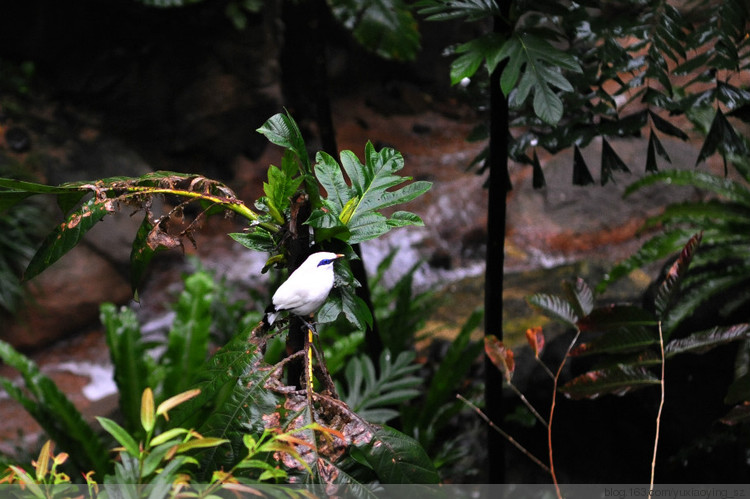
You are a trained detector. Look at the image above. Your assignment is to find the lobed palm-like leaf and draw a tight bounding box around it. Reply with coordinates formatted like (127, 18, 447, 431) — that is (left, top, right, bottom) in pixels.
(339, 350, 422, 423)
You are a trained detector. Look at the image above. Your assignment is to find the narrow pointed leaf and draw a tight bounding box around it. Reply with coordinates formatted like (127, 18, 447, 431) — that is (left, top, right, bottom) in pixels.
(532, 150, 546, 189)
(697, 109, 745, 165)
(572, 145, 594, 186)
(600, 138, 630, 186)
(649, 110, 689, 141)
(646, 130, 659, 173)
(97, 417, 140, 458)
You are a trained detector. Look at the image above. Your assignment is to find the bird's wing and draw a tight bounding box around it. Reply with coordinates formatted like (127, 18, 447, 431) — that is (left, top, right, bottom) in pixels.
(272, 279, 314, 311)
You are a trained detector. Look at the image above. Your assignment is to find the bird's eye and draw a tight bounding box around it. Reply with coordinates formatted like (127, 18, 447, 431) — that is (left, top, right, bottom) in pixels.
(317, 259, 332, 267)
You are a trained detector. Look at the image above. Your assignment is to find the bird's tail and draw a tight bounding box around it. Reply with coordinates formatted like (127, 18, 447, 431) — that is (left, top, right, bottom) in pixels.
(264, 304, 279, 325)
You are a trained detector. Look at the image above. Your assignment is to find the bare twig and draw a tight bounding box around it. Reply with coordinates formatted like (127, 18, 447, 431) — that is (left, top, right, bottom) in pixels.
(456, 394, 551, 474)
(549, 328, 582, 499)
(506, 382, 548, 427)
(535, 357, 556, 380)
(650, 321, 665, 493)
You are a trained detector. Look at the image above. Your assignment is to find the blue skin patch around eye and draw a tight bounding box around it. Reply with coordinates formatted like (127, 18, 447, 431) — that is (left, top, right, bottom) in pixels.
(318, 259, 332, 267)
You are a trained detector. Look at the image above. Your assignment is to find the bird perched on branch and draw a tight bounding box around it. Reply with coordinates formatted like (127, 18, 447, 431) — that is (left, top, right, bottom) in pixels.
(264, 252, 344, 325)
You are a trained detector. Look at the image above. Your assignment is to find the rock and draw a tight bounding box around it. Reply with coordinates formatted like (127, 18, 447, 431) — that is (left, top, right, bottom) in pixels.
(4, 126, 31, 152)
(1, 243, 132, 350)
(507, 135, 706, 268)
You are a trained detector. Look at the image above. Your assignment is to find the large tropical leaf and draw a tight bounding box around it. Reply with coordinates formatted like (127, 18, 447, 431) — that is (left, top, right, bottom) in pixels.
(24, 197, 111, 281)
(311, 143, 431, 244)
(499, 32, 583, 124)
(355, 426, 440, 484)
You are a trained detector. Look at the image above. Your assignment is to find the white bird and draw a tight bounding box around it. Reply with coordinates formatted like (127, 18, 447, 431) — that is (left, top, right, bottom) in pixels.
(264, 251, 344, 325)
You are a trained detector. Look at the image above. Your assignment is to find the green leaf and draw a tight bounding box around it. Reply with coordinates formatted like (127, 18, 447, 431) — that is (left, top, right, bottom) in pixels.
(559, 365, 661, 399)
(450, 33, 505, 84)
(24, 197, 111, 281)
(97, 417, 141, 458)
(406, 309, 483, 447)
(665, 324, 750, 357)
(101, 303, 150, 434)
(357, 426, 440, 484)
(341, 350, 421, 423)
(257, 111, 309, 173)
(313, 143, 431, 244)
(165, 327, 284, 478)
(316, 151, 355, 211)
(624, 169, 750, 204)
(163, 271, 216, 396)
(130, 216, 161, 296)
(0, 339, 110, 475)
(415, 0, 499, 21)
(502, 33, 582, 124)
(329, 0, 420, 61)
(228, 229, 277, 254)
(318, 286, 373, 329)
(264, 155, 304, 225)
(597, 228, 696, 293)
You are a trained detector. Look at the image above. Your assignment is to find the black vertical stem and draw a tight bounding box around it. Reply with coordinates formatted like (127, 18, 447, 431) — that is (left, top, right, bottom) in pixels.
(485, 9, 511, 484)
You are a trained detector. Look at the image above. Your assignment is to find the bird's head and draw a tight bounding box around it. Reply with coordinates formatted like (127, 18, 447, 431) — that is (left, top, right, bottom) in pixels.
(314, 252, 345, 267)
